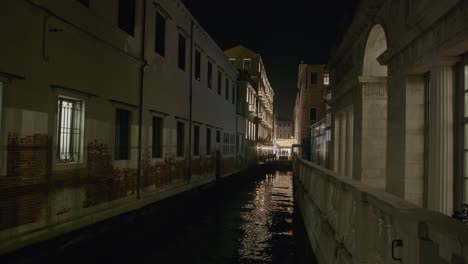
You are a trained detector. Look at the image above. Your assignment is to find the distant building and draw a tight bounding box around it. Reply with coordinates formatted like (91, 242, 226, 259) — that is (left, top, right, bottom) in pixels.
(225, 46, 275, 162)
(276, 119, 293, 139)
(236, 71, 258, 167)
(293, 64, 329, 160)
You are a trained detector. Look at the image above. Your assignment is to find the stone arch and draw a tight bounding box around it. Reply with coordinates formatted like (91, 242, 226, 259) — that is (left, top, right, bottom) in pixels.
(362, 24, 388, 77)
(357, 24, 388, 190)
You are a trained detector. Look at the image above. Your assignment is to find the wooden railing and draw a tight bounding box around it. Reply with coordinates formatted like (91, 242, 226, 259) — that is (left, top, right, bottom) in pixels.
(293, 156, 468, 264)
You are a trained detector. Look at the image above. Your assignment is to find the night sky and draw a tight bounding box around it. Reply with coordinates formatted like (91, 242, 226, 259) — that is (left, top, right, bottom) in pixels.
(181, 0, 358, 120)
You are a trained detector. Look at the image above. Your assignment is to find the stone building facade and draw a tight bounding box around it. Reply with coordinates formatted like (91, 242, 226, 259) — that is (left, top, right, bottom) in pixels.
(328, 0, 468, 216)
(225, 46, 275, 161)
(276, 119, 293, 139)
(0, 0, 245, 253)
(294, 64, 329, 160)
(236, 71, 258, 167)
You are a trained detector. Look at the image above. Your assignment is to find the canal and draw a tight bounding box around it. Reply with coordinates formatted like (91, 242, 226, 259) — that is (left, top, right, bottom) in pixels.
(3, 167, 317, 264)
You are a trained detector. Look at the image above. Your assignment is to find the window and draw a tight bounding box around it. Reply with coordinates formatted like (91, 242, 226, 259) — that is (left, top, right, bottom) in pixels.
(217, 70, 222, 95)
(225, 78, 229, 101)
(231, 82, 235, 104)
(177, 121, 185, 157)
(310, 72, 318, 85)
(324, 72, 330, 85)
(236, 134, 240, 154)
(178, 34, 186, 70)
(78, 0, 90, 7)
(207, 61, 213, 89)
(152, 116, 163, 158)
(118, 0, 136, 36)
(195, 49, 201, 81)
(155, 11, 166, 56)
(229, 58, 236, 64)
(115, 109, 131, 160)
(193, 125, 200, 156)
(243, 59, 251, 70)
(310, 108, 317, 121)
(216, 130, 221, 143)
(57, 97, 83, 163)
(206, 128, 212, 155)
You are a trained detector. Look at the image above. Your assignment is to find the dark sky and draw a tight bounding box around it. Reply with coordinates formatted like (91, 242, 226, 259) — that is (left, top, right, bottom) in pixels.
(181, 0, 359, 120)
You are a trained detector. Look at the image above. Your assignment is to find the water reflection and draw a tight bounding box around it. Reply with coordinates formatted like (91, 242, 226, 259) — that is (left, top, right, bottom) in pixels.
(238, 172, 295, 263)
(3, 169, 316, 264)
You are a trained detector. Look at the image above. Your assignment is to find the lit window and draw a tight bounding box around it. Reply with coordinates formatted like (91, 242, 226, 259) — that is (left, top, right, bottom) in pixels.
(324, 72, 330, 85)
(57, 97, 84, 163)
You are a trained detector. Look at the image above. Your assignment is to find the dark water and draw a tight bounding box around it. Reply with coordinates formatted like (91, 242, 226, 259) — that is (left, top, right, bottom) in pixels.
(4, 169, 316, 264)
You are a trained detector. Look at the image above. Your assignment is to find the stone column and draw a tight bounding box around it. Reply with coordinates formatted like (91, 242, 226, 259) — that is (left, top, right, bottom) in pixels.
(427, 66, 453, 215)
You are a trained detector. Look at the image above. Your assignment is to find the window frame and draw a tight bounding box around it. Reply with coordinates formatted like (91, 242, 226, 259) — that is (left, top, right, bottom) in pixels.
(225, 77, 229, 101)
(206, 127, 212, 156)
(114, 108, 131, 161)
(151, 115, 163, 159)
(155, 11, 167, 57)
(56, 96, 85, 164)
(217, 70, 222, 95)
(231, 81, 236, 104)
(178, 33, 186, 71)
(195, 49, 201, 81)
(243, 59, 251, 70)
(176, 121, 185, 158)
(193, 125, 200, 157)
(117, 0, 136, 36)
(310, 72, 318, 85)
(310, 107, 317, 122)
(207, 61, 213, 89)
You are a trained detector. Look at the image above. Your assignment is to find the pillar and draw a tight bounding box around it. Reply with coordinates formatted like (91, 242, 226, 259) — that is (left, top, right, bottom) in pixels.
(427, 66, 453, 215)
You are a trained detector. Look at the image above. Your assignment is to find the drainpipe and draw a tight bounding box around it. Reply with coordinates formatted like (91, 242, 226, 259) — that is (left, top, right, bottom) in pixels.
(137, 0, 148, 200)
(188, 21, 194, 183)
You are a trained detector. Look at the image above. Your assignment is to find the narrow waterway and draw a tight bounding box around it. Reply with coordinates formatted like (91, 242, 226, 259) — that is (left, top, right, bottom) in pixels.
(4, 168, 317, 264)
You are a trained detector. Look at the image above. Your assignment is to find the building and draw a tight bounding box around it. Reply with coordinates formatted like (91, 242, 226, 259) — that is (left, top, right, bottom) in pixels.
(236, 71, 258, 167)
(276, 119, 293, 139)
(294, 64, 329, 160)
(0, 0, 247, 253)
(293, 1, 468, 263)
(225, 45, 275, 162)
(328, 0, 468, 213)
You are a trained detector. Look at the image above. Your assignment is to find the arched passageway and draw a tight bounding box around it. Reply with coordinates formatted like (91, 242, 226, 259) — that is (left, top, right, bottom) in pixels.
(334, 24, 388, 185)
